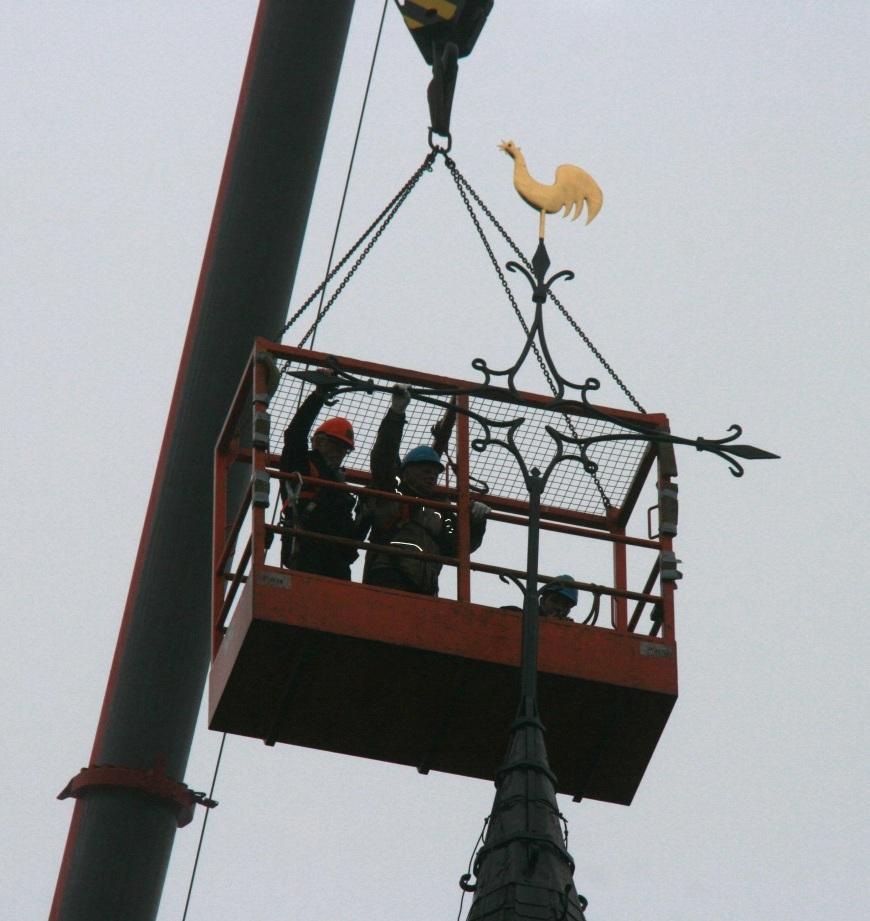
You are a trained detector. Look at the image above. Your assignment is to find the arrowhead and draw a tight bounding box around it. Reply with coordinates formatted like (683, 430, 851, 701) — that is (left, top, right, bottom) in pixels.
(727, 444, 780, 460)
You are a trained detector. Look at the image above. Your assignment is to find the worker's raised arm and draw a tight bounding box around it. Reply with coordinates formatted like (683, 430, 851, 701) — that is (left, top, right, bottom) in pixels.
(279, 374, 336, 472)
(431, 396, 457, 456)
(370, 385, 410, 489)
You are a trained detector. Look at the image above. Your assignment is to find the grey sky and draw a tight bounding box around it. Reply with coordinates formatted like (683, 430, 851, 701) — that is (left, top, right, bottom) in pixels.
(3, 2, 868, 919)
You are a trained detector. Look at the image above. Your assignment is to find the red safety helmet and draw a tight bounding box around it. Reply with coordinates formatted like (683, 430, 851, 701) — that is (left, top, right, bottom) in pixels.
(313, 417, 355, 450)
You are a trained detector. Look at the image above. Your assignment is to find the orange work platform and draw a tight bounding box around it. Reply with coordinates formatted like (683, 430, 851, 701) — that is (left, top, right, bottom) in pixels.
(209, 570, 676, 805)
(209, 340, 680, 806)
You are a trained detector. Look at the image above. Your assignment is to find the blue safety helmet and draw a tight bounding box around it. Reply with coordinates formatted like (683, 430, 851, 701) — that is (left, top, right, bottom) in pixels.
(540, 575, 578, 605)
(401, 445, 445, 471)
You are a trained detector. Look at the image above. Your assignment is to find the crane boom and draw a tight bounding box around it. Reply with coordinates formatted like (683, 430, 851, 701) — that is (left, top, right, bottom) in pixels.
(50, 3, 355, 918)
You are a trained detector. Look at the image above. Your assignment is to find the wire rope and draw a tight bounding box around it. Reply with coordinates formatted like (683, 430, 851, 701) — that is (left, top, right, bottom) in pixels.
(180, 732, 227, 921)
(308, 0, 390, 352)
(456, 815, 489, 921)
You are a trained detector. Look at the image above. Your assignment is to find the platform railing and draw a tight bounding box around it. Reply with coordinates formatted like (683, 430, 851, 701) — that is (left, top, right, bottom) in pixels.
(213, 341, 678, 657)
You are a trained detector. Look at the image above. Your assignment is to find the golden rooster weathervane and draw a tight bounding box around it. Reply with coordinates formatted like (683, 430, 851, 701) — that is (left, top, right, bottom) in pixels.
(499, 140, 603, 240)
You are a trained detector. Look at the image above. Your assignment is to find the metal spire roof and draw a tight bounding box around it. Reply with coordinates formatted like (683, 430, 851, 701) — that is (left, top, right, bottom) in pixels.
(464, 696, 588, 921)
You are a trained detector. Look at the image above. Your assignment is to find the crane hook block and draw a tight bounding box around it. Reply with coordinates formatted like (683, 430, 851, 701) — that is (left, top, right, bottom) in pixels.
(395, 0, 493, 64)
(396, 0, 493, 138)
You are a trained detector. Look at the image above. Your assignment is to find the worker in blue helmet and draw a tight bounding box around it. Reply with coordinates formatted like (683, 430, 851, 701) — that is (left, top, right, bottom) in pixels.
(539, 575, 579, 620)
(364, 384, 489, 595)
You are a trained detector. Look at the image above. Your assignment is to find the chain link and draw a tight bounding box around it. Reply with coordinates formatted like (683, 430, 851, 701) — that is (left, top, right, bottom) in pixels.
(297, 173, 424, 347)
(445, 157, 612, 510)
(447, 165, 646, 414)
(282, 151, 437, 341)
(545, 288, 646, 414)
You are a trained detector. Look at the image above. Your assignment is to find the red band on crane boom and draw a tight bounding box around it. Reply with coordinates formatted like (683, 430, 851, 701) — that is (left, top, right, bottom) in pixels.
(58, 758, 217, 828)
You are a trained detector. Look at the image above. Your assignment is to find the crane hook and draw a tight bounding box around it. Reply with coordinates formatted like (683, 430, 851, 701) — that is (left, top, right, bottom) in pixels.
(428, 40, 458, 148)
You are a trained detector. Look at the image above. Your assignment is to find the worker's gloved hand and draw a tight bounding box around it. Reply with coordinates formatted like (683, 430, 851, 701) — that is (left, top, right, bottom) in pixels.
(470, 501, 490, 523)
(315, 368, 339, 398)
(390, 383, 411, 414)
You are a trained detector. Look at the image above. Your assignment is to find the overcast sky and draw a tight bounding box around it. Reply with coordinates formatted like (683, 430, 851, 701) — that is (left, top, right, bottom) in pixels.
(3, 2, 869, 919)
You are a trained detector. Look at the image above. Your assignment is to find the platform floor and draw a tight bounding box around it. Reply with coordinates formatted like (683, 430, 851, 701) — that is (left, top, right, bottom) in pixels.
(209, 568, 677, 805)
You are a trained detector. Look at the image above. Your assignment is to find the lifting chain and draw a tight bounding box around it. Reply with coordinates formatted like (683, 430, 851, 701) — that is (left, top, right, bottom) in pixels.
(280, 146, 653, 512)
(445, 160, 647, 415)
(281, 150, 437, 344)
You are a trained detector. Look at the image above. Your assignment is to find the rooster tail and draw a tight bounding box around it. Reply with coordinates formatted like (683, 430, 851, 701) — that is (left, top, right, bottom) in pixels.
(584, 189, 603, 224)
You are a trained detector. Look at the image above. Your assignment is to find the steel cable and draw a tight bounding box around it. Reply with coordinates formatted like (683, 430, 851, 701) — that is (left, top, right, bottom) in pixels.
(309, 0, 390, 352)
(180, 732, 227, 921)
(456, 816, 489, 921)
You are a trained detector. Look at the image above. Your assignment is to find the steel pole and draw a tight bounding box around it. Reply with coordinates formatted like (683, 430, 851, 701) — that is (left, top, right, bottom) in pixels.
(50, 3, 355, 919)
(519, 470, 543, 716)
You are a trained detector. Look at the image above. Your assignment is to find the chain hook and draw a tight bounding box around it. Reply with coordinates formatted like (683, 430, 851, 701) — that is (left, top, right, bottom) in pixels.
(428, 127, 452, 153)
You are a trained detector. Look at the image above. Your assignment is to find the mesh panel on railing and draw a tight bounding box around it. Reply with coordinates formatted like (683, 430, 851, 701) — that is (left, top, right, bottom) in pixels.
(267, 357, 650, 516)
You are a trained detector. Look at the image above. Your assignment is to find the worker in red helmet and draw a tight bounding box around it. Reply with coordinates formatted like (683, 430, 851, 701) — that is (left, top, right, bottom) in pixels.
(279, 371, 363, 580)
(363, 384, 488, 595)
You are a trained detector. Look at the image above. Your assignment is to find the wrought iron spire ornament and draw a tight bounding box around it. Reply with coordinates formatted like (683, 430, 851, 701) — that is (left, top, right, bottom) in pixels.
(458, 445, 590, 920)
(289, 224, 777, 921)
